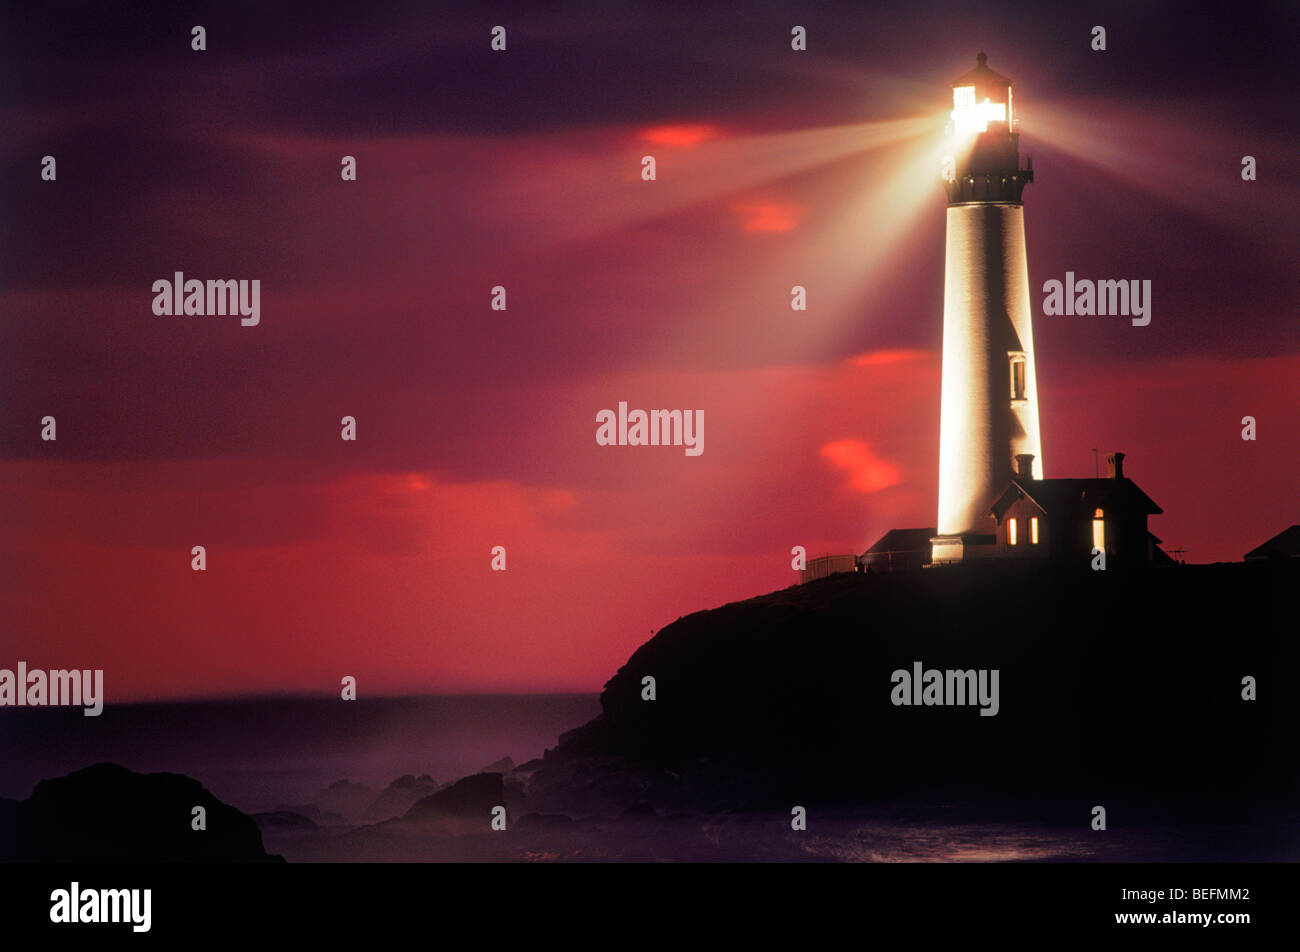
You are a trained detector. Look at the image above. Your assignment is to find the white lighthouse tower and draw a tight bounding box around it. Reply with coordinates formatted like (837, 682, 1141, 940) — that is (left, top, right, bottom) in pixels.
(931, 53, 1044, 564)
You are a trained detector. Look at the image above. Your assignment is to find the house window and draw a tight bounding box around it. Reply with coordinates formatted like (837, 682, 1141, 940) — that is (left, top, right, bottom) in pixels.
(1092, 510, 1105, 550)
(1030, 516, 1039, 544)
(1008, 517, 1018, 545)
(1010, 356, 1026, 401)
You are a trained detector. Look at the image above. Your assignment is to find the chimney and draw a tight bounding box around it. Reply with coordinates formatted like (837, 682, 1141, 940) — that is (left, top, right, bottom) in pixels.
(1107, 452, 1125, 479)
(1014, 453, 1036, 478)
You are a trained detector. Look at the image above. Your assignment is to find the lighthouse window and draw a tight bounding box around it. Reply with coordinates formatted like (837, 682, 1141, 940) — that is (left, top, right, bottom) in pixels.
(1010, 357, 1026, 400)
(1008, 518, 1018, 545)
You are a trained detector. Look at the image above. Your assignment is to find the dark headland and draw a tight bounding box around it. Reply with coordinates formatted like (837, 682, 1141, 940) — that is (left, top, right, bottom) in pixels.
(528, 559, 1299, 822)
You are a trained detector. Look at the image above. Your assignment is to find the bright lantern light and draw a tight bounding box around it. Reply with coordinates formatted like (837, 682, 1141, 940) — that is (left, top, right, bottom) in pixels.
(950, 85, 1006, 136)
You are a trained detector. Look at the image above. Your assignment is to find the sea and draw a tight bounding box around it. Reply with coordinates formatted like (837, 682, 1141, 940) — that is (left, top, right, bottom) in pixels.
(6, 693, 1296, 863)
(0, 694, 601, 815)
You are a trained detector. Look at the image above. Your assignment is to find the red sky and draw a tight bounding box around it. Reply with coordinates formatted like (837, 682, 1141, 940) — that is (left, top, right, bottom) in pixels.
(1, 2, 1296, 699)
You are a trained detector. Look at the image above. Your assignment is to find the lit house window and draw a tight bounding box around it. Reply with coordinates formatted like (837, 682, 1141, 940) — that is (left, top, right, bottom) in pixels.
(1008, 517, 1018, 545)
(1030, 516, 1039, 544)
(1092, 509, 1105, 550)
(1010, 357, 1026, 401)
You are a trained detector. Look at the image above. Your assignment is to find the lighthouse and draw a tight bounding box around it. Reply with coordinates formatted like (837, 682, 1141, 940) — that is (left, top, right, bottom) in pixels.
(931, 53, 1043, 564)
(860, 56, 1170, 572)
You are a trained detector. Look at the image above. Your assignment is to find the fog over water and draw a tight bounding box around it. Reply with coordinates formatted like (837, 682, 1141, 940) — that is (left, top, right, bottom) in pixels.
(1, 694, 600, 813)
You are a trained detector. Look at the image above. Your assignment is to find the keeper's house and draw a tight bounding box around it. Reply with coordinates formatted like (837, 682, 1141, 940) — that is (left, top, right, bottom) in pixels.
(986, 452, 1170, 566)
(861, 451, 1171, 570)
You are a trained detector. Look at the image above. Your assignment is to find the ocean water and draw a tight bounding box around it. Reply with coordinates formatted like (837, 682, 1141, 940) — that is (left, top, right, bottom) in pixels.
(0, 694, 601, 814)
(6, 693, 1296, 862)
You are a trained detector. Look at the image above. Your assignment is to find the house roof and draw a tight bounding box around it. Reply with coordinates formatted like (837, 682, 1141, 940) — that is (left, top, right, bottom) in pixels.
(990, 477, 1163, 521)
(1244, 525, 1300, 560)
(863, 527, 936, 556)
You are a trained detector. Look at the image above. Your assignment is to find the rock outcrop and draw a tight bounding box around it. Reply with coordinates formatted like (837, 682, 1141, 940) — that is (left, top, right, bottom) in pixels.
(403, 772, 504, 821)
(363, 773, 440, 821)
(4, 762, 282, 862)
(528, 561, 1300, 815)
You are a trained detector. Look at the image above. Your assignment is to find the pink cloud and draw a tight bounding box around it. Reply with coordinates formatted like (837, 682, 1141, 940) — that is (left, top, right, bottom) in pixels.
(850, 349, 932, 367)
(638, 123, 719, 147)
(819, 439, 904, 494)
(734, 200, 805, 233)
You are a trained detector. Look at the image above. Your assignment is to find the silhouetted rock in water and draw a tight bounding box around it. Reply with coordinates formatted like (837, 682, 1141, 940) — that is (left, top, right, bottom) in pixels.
(313, 779, 375, 821)
(274, 803, 349, 826)
(517, 812, 572, 830)
(404, 773, 504, 821)
(276, 802, 319, 820)
(503, 776, 528, 808)
(363, 774, 439, 821)
(530, 561, 1300, 814)
(253, 810, 317, 830)
(4, 763, 282, 862)
(480, 756, 516, 774)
